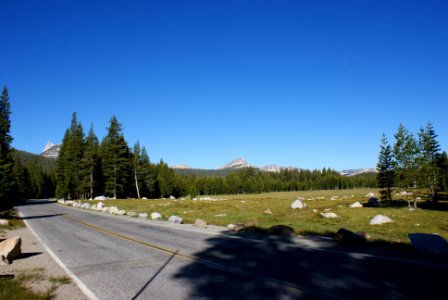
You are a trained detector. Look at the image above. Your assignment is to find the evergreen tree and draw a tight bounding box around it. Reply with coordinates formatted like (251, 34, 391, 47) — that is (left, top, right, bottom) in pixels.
(0, 86, 15, 207)
(436, 151, 448, 192)
(377, 134, 395, 200)
(139, 146, 153, 198)
(55, 112, 85, 199)
(418, 122, 441, 200)
(81, 124, 100, 199)
(393, 124, 420, 208)
(101, 116, 131, 199)
(156, 159, 175, 197)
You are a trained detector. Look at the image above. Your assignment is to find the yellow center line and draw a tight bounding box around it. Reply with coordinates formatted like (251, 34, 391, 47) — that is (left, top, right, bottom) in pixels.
(49, 208, 339, 299)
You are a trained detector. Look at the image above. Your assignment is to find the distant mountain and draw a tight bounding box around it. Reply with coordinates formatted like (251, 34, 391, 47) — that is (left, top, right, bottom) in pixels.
(41, 141, 61, 159)
(219, 158, 252, 169)
(173, 157, 374, 176)
(172, 164, 192, 170)
(339, 168, 377, 176)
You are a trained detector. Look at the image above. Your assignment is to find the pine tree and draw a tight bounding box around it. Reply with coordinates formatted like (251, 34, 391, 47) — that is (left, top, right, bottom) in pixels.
(101, 116, 131, 199)
(81, 124, 100, 199)
(393, 124, 420, 208)
(418, 122, 441, 200)
(377, 134, 395, 200)
(55, 113, 85, 199)
(0, 86, 15, 207)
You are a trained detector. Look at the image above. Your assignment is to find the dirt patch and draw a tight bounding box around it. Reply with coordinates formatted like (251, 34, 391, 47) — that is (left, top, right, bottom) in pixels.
(0, 227, 89, 299)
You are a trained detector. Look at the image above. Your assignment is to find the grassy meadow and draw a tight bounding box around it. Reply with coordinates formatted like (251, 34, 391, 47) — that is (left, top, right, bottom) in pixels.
(82, 188, 448, 244)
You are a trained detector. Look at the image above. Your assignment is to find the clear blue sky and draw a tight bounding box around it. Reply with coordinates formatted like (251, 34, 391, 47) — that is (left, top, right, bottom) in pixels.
(1, 0, 447, 170)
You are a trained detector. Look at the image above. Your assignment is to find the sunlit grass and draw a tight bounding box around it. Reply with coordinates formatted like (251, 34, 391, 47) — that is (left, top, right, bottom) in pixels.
(82, 188, 448, 244)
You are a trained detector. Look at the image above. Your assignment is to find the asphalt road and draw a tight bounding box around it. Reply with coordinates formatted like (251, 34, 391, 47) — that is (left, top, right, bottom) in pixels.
(16, 200, 448, 300)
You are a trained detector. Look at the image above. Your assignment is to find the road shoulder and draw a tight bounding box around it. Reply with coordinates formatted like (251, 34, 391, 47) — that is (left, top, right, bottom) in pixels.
(1, 226, 90, 300)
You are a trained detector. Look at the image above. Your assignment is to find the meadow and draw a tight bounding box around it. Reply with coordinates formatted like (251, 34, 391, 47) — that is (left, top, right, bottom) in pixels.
(84, 188, 448, 244)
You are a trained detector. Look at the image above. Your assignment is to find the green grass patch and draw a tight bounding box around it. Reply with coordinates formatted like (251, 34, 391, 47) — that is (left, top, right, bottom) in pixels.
(0, 268, 53, 300)
(48, 275, 71, 286)
(0, 209, 25, 235)
(81, 188, 448, 244)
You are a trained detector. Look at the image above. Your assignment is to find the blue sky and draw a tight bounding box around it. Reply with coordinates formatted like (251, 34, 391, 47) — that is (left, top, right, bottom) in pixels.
(1, 0, 447, 170)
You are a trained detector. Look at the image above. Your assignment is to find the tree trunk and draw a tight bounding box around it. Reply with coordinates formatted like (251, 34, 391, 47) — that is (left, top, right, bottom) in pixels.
(134, 170, 141, 199)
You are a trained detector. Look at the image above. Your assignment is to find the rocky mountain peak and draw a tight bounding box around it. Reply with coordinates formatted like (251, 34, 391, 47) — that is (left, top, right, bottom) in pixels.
(219, 158, 250, 169)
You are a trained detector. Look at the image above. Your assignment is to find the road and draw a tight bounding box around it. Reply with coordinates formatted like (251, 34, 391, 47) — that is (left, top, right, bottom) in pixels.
(16, 200, 448, 300)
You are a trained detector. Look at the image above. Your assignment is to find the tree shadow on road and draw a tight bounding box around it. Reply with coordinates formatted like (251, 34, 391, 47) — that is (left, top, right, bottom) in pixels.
(172, 231, 448, 300)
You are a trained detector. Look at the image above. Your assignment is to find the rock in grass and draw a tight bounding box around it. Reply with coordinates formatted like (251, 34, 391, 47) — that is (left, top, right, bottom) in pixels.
(227, 223, 245, 232)
(151, 212, 162, 220)
(291, 199, 307, 209)
(320, 212, 338, 218)
(267, 225, 295, 237)
(349, 202, 363, 208)
(168, 215, 183, 224)
(335, 228, 367, 243)
(408, 233, 448, 255)
(81, 203, 91, 209)
(0, 236, 21, 265)
(369, 215, 393, 225)
(108, 206, 119, 214)
(365, 198, 380, 207)
(126, 212, 137, 217)
(264, 209, 273, 214)
(0, 219, 9, 226)
(138, 213, 148, 220)
(194, 219, 207, 228)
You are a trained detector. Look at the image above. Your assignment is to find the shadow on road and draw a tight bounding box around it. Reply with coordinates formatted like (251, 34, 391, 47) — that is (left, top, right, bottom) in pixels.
(19, 214, 64, 220)
(172, 231, 447, 299)
(131, 251, 178, 300)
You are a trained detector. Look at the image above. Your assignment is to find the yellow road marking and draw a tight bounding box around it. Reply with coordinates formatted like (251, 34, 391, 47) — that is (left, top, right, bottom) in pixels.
(49, 208, 340, 299)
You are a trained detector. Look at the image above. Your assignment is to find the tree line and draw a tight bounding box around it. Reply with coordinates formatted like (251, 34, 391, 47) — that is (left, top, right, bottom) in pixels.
(0, 86, 403, 206)
(376, 122, 447, 208)
(55, 112, 377, 200)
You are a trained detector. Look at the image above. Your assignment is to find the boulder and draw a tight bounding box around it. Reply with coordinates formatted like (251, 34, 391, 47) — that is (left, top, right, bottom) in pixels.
(97, 202, 104, 209)
(194, 219, 207, 228)
(291, 199, 307, 209)
(267, 225, 295, 237)
(168, 215, 183, 224)
(356, 231, 371, 241)
(264, 209, 273, 214)
(116, 210, 126, 215)
(227, 223, 245, 232)
(81, 203, 91, 209)
(94, 195, 107, 200)
(126, 212, 137, 217)
(349, 202, 363, 208)
(138, 213, 148, 219)
(365, 192, 375, 197)
(101, 207, 110, 212)
(170, 195, 176, 200)
(0, 219, 9, 226)
(320, 212, 338, 218)
(0, 236, 21, 265)
(151, 212, 163, 220)
(108, 206, 119, 214)
(408, 233, 448, 255)
(330, 196, 339, 200)
(335, 228, 367, 244)
(365, 198, 380, 207)
(57, 199, 65, 204)
(369, 215, 393, 225)
(142, 197, 148, 200)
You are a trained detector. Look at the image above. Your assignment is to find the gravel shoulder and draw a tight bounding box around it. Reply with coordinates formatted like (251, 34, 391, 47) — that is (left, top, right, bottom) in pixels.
(1, 226, 89, 300)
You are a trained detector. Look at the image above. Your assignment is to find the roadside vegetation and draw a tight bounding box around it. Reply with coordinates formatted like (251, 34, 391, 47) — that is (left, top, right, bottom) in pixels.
(0, 268, 71, 300)
(82, 188, 448, 244)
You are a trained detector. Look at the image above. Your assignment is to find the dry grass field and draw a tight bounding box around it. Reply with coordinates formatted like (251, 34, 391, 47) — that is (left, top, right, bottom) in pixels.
(83, 188, 448, 244)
